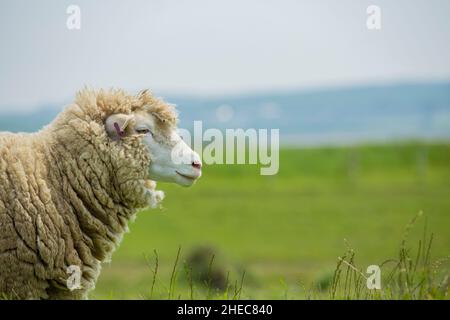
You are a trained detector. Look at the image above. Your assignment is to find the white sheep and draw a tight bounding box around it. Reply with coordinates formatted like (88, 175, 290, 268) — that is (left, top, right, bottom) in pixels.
(0, 88, 202, 299)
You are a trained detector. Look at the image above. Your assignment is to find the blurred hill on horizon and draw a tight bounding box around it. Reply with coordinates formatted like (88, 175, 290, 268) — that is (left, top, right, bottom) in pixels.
(1, 81, 449, 146)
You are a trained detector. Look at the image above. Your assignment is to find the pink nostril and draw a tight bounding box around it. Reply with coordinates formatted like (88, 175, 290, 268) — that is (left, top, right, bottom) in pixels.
(192, 161, 202, 169)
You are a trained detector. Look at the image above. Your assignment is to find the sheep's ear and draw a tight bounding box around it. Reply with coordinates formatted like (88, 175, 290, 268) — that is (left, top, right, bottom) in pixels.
(105, 114, 134, 140)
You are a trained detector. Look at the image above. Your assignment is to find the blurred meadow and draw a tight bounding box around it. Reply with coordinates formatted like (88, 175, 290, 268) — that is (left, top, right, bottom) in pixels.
(93, 143, 450, 299)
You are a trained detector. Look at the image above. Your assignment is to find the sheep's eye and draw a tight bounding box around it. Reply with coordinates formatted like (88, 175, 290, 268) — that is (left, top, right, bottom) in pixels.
(136, 128, 151, 135)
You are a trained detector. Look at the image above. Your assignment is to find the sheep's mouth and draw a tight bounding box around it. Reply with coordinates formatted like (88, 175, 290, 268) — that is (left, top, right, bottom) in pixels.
(176, 171, 200, 180)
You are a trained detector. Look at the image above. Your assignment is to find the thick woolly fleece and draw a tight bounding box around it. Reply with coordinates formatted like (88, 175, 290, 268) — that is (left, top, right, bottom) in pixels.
(0, 89, 174, 299)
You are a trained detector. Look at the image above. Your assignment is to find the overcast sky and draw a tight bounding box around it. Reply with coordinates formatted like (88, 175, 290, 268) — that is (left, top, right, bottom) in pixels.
(0, 0, 450, 111)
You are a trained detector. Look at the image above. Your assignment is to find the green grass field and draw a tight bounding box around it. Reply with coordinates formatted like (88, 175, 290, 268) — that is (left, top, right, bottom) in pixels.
(92, 142, 450, 299)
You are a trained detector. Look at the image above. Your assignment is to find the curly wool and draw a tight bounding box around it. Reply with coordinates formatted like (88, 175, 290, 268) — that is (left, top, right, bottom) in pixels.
(0, 88, 173, 299)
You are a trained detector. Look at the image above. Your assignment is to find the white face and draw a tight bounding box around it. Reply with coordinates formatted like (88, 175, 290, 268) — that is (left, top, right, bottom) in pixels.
(134, 114, 202, 187)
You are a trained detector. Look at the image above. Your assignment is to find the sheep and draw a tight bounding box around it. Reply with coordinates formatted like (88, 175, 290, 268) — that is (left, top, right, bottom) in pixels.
(0, 88, 202, 299)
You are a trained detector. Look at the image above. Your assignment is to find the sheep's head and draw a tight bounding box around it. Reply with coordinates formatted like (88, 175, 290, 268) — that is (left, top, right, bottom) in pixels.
(104, 92, 202, 188)
(54, 88, 202, 210)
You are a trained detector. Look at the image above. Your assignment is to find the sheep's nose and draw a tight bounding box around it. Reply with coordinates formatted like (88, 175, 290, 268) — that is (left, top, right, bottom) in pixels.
(192, 161, 202, 169)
